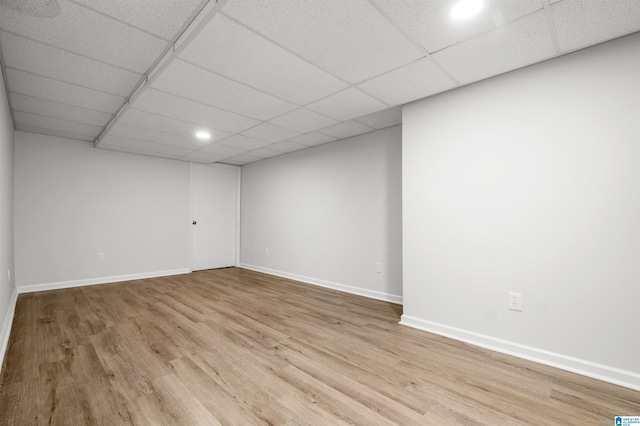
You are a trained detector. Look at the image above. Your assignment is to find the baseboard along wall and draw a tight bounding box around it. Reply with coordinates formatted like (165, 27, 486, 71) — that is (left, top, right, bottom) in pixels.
(16, 268, 191, 294)
(2, 266, 637, 392)
(240, 263, 403, 305)
(400, 314, 640, 391)
(0, 286, 18, 377)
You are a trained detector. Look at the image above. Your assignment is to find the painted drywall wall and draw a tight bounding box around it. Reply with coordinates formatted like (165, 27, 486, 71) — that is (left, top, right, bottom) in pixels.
(0, 66, 17, 368)
(241, 126, 402, 303)
(14, 132, 191, 290)
(402, 33, 640, 389)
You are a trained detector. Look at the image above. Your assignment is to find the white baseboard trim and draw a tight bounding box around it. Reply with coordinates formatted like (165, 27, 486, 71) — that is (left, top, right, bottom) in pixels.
(240, 263, 403, 305)
(400, 314, 640, 391)
(17, 268, 191, 294)
(0, 285, 19, 375)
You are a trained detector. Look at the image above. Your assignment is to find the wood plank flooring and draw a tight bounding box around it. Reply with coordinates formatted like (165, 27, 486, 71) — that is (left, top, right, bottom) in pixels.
(0, 267, 638, 425)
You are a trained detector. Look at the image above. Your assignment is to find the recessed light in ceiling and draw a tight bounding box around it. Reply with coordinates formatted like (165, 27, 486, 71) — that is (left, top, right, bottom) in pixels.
(195, 131, 211, 140)
(450, 0, 483, 20)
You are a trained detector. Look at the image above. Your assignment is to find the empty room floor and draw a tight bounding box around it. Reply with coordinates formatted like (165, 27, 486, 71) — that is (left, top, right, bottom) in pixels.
(0, 268, 638, 425)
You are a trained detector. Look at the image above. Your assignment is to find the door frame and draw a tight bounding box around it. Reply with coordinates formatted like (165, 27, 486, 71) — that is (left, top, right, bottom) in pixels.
(189, 162, 241, 272)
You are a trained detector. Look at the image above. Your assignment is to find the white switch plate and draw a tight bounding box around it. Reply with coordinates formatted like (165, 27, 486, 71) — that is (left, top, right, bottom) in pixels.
(97, 252, 104, 261)
(375, 262, 382, 273)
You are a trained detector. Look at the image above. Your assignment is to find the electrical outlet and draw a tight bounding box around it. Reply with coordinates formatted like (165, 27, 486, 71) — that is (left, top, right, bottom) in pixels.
(509, 292, 522, 311)
(97, 252, 104, 261)
(375, 262, 382, 273)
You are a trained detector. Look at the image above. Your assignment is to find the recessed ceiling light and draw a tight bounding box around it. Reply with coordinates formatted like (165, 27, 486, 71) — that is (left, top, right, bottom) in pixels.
(450, 0, 483, 20)
(195, 131, 211, 140)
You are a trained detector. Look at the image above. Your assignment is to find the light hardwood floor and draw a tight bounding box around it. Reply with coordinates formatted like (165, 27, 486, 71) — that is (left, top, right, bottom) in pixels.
(0, 267, 638, 425)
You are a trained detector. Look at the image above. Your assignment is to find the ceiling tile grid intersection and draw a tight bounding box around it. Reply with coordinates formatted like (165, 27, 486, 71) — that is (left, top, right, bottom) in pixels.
(306, 87, 389, 122)
(151, 59, 298, 121)
(357, 57, 458, 106)
(319, 120, 376, 140)
(0, 0, 168, 73)
(68, 0, 208, 41)
(373, 0, 545, 54)
(180, 12, 349, 105)
(6, 68, 125, 113)
(13, 110, 102, 137)
(10, 93, 112, 127)
(269, 107, 339, 134)
(16, 124, 96, 142)
(222, 0, 425, 84)
(0, 31, 142, 96)
(101, 134, 192, 157)
(432, 10, 557, 85)
(131, 89, 261, 134)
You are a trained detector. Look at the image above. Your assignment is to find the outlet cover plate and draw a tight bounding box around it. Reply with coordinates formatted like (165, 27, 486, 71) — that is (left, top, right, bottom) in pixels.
(509, 292, 522, 311)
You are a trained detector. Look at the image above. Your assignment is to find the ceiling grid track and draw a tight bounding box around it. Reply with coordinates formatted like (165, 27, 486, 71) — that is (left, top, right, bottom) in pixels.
(0, 0, 638, 165)
(542, 0, 562, 55)
(95, 0, 229, 147)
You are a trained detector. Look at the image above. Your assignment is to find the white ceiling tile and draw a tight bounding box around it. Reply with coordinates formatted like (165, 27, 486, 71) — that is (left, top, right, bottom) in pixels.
(178, 150, 229, 164)
(0, 1, 62, 17)
(15, 124, 94, 142)
(200, 143, 247, 157)
(118, 108, 232, 143)
(7, 68, 124, 113)
(306, 88, 388, 121)
(266, 140, 308, 153)
(245, 148, 282, 159)
(217, 135, 272, 150)
(358, 58, 457, 106)
(0, 0, 166, 73)
(222, 0, 423, 84)
(101, 135, 192, 157)
(180, 13, 347, 104)
(319, 120, 374, 139)
(71, 0, 205, 40)
(109, 123, 207, 150)
(289, 131, 337, 146)
(355, 107, 402, 130)
(222, 153, 263, 165)
(131, 89, 259, 133)
(374, 0, 543, 53)
(433, 11, 555, 85)
(100, 145, 180, 160)
(152, 59, 297, 120)
(10, 93, 111, 126)
(219, 158, 246, 165)
(13, 111, 102, 137)
(241, 123, 300, 143)
(552, 0, 640, 52)
(1, 32, 140, 96)
(269, 108, 338, 133)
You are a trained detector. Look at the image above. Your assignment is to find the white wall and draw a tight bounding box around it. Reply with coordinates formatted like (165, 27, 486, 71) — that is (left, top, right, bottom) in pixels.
(402, 33, 640, 389)
(241, 126, 402, 303)
(0, 67, 17, 368)
(14, 132, 191, 290)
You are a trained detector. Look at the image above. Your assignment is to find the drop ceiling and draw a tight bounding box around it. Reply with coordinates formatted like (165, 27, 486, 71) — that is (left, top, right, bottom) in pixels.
(0, 0, 638, 165)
